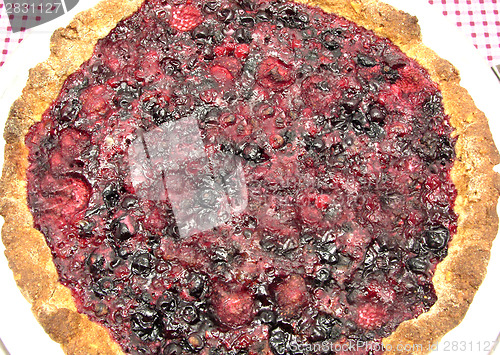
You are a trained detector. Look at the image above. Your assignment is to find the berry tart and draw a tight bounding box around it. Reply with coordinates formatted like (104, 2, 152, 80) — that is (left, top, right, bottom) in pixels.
(1, 0, 499, 354)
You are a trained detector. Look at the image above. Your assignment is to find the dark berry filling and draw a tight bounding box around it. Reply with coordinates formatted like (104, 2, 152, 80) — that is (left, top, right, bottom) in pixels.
(25, 0, 458, 354)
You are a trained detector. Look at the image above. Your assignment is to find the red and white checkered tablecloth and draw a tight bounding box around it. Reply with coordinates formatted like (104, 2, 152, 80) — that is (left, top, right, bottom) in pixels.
(0, 0, 499, 67)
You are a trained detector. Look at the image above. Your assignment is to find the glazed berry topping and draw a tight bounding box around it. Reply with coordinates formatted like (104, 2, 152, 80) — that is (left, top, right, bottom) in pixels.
(26, 0, 458, 354)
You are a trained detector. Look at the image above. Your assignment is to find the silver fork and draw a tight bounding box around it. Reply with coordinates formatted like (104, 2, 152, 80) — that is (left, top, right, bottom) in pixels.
(493, 65, 500, 82)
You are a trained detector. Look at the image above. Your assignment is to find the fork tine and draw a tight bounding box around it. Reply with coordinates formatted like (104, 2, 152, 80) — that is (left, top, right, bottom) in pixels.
(493, 65, 500, 82)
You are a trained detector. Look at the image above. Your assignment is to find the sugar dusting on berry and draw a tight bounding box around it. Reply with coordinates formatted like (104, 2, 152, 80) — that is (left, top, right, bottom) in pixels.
(170, 4, 203, 32)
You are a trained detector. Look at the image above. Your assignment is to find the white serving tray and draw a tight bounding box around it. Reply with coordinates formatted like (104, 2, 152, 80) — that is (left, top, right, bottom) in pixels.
(0, 0, 499, 354)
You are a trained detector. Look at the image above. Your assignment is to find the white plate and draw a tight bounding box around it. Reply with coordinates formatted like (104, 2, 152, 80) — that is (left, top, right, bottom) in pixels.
(0, 1, 499, 354)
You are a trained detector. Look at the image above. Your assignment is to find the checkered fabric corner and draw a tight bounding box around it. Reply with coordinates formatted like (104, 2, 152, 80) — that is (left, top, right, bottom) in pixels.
(0, 0, 499, 66)
(0, 1, 29, 67)
(429, 0, 500, 64)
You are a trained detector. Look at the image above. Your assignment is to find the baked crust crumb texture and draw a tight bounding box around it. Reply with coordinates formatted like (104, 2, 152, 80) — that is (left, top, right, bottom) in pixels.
(1, 0, 499, 354)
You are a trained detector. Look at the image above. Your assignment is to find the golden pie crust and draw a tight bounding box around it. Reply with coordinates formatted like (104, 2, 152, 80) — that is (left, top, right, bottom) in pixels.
(1, 0, 499, 354)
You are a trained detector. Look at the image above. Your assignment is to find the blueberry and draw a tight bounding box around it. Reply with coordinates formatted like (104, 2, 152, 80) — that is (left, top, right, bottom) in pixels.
(242, 143, 269, 163)
(77, 219, 95, 238)
(260, 234, 276, 252)
(162, 315, 183, 338)
(255, 284, 271, 300)
(316, 242, 339, 264)
(309, 137, 325, 152)
(330, 115, 349, 132)
(114, 82, 140, 109)
(365, 122, 385, 141)
(188, 272, 207, 298)
(90, 63, 112, 84)
(407, 256, 428, 274)
(351, 112, 370, 133)
(368, 106, 387, 125)
(217, 8, 235, 23)
(113, 220, 134, 241)
(157, 291, 178, 314)
(320, 30, 341, 51)
(311, 314, 342, 341)
(301, 27, 317, 40)
(299, 230, 315, 245)
(93, 277, 115, 298)
(203, 46, 216, 61)
(192, 25, 211, 40)
(131, 251, 153, 276)
(160, 57, 181, 76)
(182, 305, 199, 324)
(344, 135, 354, 146)
(256, 10, 273, 22)
(314, 268, 331, 284)
(133, 306, 157, 327)
(296, 13, 309, 24)
(103, 184, 120, 209)
(316, 81, 330, 92)
(357, 54, 378, 67)
(277, 6, 308, 29)
(131, 306, 163, 342)
(203, 1, 220, 13)
(152, 105, 171, 126)
(166, 224, 180, 239)
(240, 16, 255, 27)
(162, 343, 182, 355)
(341, 96, 361, 113)
(423, 226, 449, 250)
(59, 99, 81, 122)
(212, 248, 230, 263)
(423, 94, 443, 116)
(364, 241, 386, 269)
(87, 252, 105, 275)
(381, 65, 400, 83)
(258, 309, 277, 325)
(234, 28, 252, 44)
(236, 0, 255, 10)
(269, 328, 289, 355)
(121, 196, 138, 209)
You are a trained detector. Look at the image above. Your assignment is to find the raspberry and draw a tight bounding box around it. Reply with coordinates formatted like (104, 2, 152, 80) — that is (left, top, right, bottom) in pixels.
(213, 45, 227, 57)
(212, 287, 254, 326)
(256, 57, 295, 90)
(212, 56, 242, 77)
(234, 43, 250, 59)
(315, 194, 330, 209)
(170, 5, 202, 32)
(274, 275, 309, 317)
(357, 303, 387, 330)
